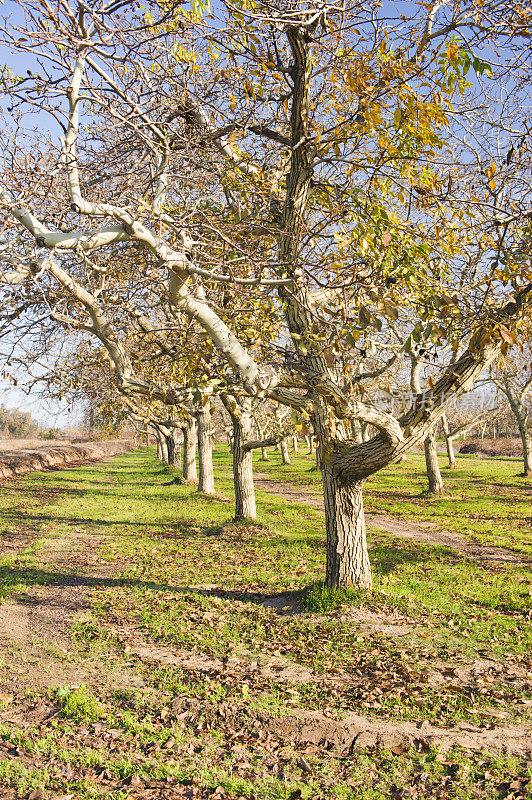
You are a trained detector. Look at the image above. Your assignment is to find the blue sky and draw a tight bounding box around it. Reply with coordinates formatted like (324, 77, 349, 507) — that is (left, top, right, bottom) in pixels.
(0, 3, 81, 426)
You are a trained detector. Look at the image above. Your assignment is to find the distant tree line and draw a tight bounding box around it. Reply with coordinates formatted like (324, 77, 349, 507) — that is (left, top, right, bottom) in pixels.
(0, 405, 39, 438)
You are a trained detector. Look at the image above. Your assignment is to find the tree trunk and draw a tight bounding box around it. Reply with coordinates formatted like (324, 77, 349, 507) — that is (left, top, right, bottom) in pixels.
(231, 401, 256, 520)
(175, 431, 182, 470)
(196, 404, 215, 494)
(292, 435, 299, 452)
(441, 414, 457, 469)
(361, 422, 372, 442)
(257, 423, 269, 460)
(308, 435, 315, 455)
(182, 418, 197, 482)
(156, 429, 169, 463)
(166, 432, 178, 467)
(351, 420, 364, 444)
(226, 428, 234, 453)
(507, 397, 532, 477)
(322, 468, 372, 589)
(424, 431, 444, 495)
(280, 438, 291, 465)
(518, 423, 532, 476)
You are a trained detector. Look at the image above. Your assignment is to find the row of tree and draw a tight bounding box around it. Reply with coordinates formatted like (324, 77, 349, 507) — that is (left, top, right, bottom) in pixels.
(1, 0, 532, 589)
(0, 404, 39, 438)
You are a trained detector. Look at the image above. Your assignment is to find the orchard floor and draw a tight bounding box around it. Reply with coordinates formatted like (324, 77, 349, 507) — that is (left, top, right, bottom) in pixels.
(0, 447, 530, 800)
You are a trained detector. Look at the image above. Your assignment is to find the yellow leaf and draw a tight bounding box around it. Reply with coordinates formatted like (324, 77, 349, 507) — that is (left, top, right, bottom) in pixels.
(393, 107, 402, 129)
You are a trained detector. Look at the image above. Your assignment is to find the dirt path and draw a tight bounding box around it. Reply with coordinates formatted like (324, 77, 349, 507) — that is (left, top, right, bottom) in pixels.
(0, 519, 142, 695)
(253, 473, 532, 569)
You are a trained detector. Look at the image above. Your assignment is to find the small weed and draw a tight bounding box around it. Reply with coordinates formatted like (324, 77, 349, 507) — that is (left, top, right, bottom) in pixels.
(56, 685, 106, 722)
(303, 581, 371, 612)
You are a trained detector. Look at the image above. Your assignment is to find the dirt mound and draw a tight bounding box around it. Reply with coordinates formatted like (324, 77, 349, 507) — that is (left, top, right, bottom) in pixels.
(459, 437, 523, 458)
(0, 439, 135, 478)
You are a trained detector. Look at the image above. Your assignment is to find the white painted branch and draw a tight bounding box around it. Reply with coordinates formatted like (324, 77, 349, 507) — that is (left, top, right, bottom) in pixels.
(153, 148, 169, 215)
(168, 264, 276, 394)
(1, 254, 50, 284)
(0, 186, 131, 251)
(62, 53, 88, 214)
(187, 264, 292, 287)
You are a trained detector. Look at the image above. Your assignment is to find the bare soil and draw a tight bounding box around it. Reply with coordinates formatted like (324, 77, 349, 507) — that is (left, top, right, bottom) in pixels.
(108, 621, 532, 755)
(0, 522, 142, 696)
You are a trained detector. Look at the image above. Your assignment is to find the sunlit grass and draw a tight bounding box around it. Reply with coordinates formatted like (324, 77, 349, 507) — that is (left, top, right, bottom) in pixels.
(251, 446, 532, 555)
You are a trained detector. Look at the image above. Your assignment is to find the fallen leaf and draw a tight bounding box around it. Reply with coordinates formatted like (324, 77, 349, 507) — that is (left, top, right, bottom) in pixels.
(391, 743, 407, 756)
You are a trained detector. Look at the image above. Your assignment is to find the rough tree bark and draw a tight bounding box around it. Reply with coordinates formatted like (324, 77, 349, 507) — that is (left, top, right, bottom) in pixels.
(182, 417, 197, 482)
(322, 467, 372, 589)
(156, 428, 169, 463)
(280, 438, 291, 465)
(229, 398, 257, 521)
(441, 413, 457, 468)
(516, 417, 532, 476)
(166, 431, 179, 467)
(222, 396, 257, 520)
(196, 404, 215, 494)
(424, 430, 444, 495)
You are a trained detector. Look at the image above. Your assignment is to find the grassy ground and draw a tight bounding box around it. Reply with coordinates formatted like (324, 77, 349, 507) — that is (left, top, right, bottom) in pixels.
(253, 447, 532, 557)
(0, 447, 530, 799)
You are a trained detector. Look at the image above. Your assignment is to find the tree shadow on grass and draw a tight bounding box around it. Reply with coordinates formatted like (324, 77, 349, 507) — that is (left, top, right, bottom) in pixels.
(365, 489, 423, 503)
(0, 512, 146, 529)
(12, 485, 188, 500)
(0, 540, 461, 618)
(0, 565, 279, 606)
